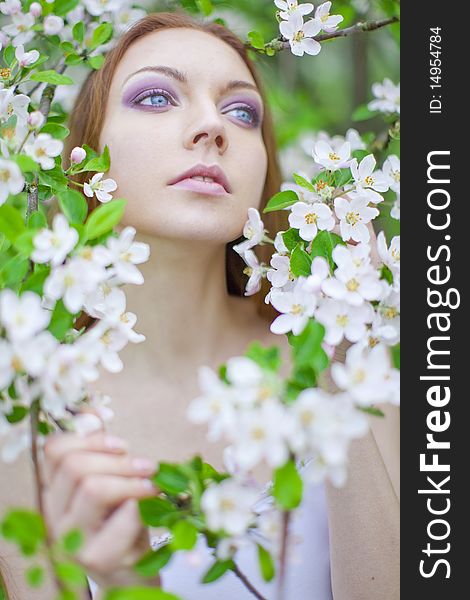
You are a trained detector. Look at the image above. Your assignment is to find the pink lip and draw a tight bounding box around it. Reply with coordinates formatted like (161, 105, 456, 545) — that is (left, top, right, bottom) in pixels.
(167, 163, 232, 195)
(170, 177, 229, 196)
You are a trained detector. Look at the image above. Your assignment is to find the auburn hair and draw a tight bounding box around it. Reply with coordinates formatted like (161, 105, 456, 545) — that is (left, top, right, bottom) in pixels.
(64, 11, 286, 329)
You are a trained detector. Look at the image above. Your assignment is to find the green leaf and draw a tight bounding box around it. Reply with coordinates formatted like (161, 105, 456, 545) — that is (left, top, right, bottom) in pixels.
(104, 588, 181, 600)
(380, 264, 394, 285)
(289, 319, 328, 373)
(247, 31, 265, 50)
(72, 22, 85, 44)
(281, 228, 302, 252)
(54, 0, 80, 16)
(90, 23, 113, 50)
(27, 211, 47, 230)
(333, 168, 352, 188)
(20, 266, 50, 295)
(201, 559, 234, 584)
(47, 299, 75, 341)
(352, 103, 378, 122)
(38, 166, 69, 192)
(196, 0, 213, 15)
(352, 149, 369, 162)
(293, 173, 315, 192)
(13, 229, 36, 256)
(272, 460, 303, 510)
(30, 71, 74, 85)
(0, 254, 29, 286)
(290, 243, 312, 277)
(359, 406, 385, 417)
(5, 406, 28, 424)
(138, 497, 179, 528)
(87, 54, 105, 70)
(0, 205, 26, 243)
(263, 190, 298, 213)
(81, 145, 110, 173)
(25, 565, 44, 588)
(310, 230, 344, 270)
(61, 529, 83, 554)
(84, 198, 126, 240)
(134, 546, 172, 577)
(286, 365, 317, 401)
(170, 521, 198, 551)
(60, 41, 75, 54)
(257, 544, 275, 582)
(3, 45, 15, 67)
(55, 562, 87, 586)
(58, 189, 88, 225)
(1, 509, 46, 556)
(391, 343, 400, 369)
(11, 154, 39, 173)
(245, 341, 281, 372)
(40, 122, 70, 140)
(153, 463, 189, 495)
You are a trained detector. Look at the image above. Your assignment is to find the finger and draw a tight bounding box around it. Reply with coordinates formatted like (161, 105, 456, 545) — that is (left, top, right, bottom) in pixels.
(47, 451, 156, 518)
(59, 474, 157, 535)
(79, 500, 161, 587)
(43, 431, 129, 483)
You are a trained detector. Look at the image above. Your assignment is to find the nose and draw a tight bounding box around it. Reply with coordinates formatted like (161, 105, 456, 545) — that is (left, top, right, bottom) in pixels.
(183, 107, 229, 155)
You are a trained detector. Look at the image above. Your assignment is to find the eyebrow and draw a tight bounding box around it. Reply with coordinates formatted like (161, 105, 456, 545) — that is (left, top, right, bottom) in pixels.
(122, 65, 261, 96)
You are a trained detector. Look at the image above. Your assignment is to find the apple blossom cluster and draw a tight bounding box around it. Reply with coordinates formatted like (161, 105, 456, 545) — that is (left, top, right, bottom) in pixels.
(275, 1, 343, 56)
(368, 77, 400, 116)
(0, 217, 149, 462)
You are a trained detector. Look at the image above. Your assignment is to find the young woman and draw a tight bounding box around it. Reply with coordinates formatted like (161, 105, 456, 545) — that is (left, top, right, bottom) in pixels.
(0, 11, 399, 600)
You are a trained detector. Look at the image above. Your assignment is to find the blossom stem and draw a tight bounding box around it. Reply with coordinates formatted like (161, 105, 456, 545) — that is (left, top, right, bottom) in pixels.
(30, 400, 67, 594)
(276, 510, 291, 600)
(232, 562, 268, 600)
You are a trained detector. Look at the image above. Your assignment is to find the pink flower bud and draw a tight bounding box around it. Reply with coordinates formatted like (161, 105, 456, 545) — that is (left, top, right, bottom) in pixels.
(27, 111, 45, 130)
(70, 146, 86, 164)
(29, 2, 42, 17)
(44, 15, 64, 36)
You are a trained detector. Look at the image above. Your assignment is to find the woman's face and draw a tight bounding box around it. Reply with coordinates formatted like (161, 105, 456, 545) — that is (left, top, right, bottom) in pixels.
(99, 27, 268, 243)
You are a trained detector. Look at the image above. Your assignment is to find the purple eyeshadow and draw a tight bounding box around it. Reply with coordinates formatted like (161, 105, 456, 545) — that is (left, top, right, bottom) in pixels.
(122, 77, 179, 106)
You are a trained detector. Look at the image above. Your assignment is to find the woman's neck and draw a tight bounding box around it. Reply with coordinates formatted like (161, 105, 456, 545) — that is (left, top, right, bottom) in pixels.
(119, 230, 256, 374)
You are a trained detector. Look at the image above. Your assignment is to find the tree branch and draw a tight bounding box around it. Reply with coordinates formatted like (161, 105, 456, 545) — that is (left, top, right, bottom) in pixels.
(247, 17, 399, 53)
(276, 510, 291, 600)
(232, 563, 268, 600)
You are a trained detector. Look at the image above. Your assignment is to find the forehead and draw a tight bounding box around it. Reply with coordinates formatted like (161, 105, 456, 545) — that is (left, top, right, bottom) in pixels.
(113, 27, 257, 89)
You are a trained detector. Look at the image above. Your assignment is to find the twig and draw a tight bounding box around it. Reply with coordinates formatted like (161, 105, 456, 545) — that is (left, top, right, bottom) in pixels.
(30, 401, 67, 594)
(276, 511, 291, 600)
(232, 563, 268, 600)
(247, 17, 399, 53)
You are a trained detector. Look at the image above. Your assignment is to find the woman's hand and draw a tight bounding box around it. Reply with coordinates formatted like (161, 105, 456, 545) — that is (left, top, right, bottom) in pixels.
(43, 430, 161, 590)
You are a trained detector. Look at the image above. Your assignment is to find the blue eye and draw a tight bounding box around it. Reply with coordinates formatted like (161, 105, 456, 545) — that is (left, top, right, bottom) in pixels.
(133, 89, 176, 108)
(226, 105, 259, 127)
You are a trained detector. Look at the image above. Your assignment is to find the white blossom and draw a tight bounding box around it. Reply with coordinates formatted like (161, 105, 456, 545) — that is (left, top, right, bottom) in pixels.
(274, 0, 314, 20)
(2, 11, 35, 46)
(43, 15, 64, 36)
(267, 253, 292, 289)
(32, 213, 79, 267)
(382, 154, 400, 194)
(15, 44, 39, 67)
(104, 226, 150, 285)
(334, 193, 379, 243)
(0, 289, 51, 342)
(279, 13, 322, 57)
(25, 133, 63, 170)
(0, 0, 21, 16)
(0, 157, 24, 205)
(349, 154, 389, 203)
(315, 297, 373, 345)
(0, 88, 30, 123)
(201, 479, 258, 536)
(233, 207, 265, 255)
(288, 201, 335, 241)
(312, 140, 351, 171)
(377, 231, 400, 277)
(368, 78, 400, 115)
(241, 249, 264, 296)
(83, 172, 118, 203)
(270, 279, 318, 335)
(83, 0, 124, 17)
(313, 2, 344, 32)
(391, 194, 400, 220)
(331, 343, 399, 406)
